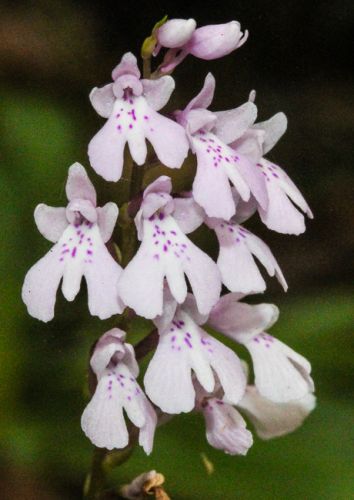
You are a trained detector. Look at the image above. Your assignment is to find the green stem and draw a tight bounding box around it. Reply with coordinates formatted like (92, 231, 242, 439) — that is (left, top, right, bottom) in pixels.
(84, 447, 108, 499)
(143, 57, 151, 79)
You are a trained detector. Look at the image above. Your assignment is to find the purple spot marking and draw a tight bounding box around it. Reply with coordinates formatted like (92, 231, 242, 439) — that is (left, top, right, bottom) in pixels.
(184, 338, 193, 348)
(87, 249, 93, 255)
(170, 230, 177, 235)
(153, 254, 159, 260)
(71, 247, 77, 257)
(159, 212, 165, 220)
(163, 244, 168, 252)
(129, 124, 133, 129)
(144, 115, 149, 120)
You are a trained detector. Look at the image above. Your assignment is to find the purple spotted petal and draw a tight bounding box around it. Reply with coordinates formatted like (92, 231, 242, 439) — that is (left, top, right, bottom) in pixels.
(236, 332, 314, 403)
(81, 362, 156, 452)
(23, 221, 123, 321)
(118, 213, 220, 318)
(212, 221, 287, 293)
(144, 309, 245, 413)
(192, 131, 251, 220)
(256, 159, 313, 234)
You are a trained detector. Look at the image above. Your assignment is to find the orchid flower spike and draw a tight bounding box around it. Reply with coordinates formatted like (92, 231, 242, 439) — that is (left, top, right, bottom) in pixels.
(231, 111, 313, 234)
(22, 163, 124, 322)
(117, 176, 221, 319)
(144, 293, 246, 414)
(208, 293, 315, 403)
(81, 328, 157, 453)
(176, 73, 268, 221)
(88, 52, 189, 182)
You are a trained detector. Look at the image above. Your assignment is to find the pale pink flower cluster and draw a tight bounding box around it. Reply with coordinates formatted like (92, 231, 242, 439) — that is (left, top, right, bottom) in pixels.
(22, 18, 315, 457)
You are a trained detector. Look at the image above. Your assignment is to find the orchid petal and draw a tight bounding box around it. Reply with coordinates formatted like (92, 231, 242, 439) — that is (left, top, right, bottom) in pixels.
(97, 202, 118, 242)
(202, 398, 253, 455)
(34, 204, 68, 243)
(208, 294, 279, 340)
(141, 76, 175, 111)
(89, 84, 115, 119)
(213, 102, 257, 145)
(238, 386, 316, 439)
(257, 159, 313, 234)
(254, 112, 287, 154)
(66, 162, 97, 205)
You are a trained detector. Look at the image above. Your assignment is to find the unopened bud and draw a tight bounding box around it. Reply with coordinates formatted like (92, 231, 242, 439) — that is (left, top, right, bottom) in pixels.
(187, 21, 248, 60)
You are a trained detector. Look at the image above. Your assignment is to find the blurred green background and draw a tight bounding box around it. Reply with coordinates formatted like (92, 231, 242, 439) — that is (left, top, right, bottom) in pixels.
(0, 1, 353, 498)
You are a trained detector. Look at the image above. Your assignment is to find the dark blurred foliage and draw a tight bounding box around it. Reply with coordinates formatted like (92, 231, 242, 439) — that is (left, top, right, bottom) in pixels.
(0, 1, 353, 498)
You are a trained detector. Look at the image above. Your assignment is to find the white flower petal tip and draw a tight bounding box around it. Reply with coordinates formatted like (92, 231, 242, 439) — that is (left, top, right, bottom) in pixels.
(238, 387, 316, 439)
(81, 332, 157, 453)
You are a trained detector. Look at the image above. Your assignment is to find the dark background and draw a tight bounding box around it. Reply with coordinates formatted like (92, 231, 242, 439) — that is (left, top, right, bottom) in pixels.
(0, 1, 353, 498)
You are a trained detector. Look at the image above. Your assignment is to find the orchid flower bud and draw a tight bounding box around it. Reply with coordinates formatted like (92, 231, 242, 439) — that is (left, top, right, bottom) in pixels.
(157, 18, 196, 48)
(187, 21, 248, 60)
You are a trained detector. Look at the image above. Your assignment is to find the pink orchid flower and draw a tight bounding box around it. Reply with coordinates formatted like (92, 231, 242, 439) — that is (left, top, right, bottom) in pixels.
(81, 329, 157, 453)
(22, 163, 124, 322)
(144, 294, 246, 414)
(88, 52, 189, 182)
(208, 293, 314, 403)
(231, 108, 313, 234)
(157, 20, 248, 73)
(117, 176, 221, 319)
(175, 73, 268, 220)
